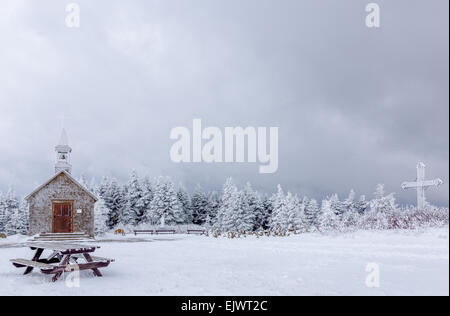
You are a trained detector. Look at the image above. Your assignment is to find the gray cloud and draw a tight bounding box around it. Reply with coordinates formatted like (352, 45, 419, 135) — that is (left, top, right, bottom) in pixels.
(0, 0, 448, 205)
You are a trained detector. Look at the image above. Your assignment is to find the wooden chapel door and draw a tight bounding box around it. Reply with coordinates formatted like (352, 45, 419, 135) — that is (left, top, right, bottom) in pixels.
(52, 201, 73, 233)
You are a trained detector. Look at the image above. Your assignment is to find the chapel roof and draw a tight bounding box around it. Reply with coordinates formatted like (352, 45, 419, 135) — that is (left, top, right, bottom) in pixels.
(25, 170, 98, 202)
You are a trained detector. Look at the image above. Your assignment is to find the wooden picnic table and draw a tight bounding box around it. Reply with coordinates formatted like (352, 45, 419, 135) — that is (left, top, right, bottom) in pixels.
(10, 242, 114, 282)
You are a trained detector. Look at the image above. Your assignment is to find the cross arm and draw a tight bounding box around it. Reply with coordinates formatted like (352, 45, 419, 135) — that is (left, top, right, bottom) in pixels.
(401, 178, 443, 190)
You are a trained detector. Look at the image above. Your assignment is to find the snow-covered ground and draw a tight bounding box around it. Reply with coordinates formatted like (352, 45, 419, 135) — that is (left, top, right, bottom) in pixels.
(0, 228, 448, 296)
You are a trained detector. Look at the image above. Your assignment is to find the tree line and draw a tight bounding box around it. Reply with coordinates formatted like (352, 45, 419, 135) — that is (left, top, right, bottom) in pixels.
(89, 172, 448, 235)
(0, 171, 448, 236)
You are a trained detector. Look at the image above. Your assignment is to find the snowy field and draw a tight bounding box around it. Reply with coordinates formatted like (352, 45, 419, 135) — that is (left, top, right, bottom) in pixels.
(0, 228, 448, 296)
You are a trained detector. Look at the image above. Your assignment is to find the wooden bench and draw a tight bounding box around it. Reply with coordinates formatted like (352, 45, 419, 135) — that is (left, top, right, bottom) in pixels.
(10, 259, 55, 271)
(134, 230, 154, 236)
(72, 254, 115, 263)
(155, 229, 176, 235)
(187, 229, 206, 235)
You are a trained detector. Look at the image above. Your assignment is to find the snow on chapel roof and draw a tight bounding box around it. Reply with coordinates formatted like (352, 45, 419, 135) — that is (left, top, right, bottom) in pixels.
(25, 170, 98, 201)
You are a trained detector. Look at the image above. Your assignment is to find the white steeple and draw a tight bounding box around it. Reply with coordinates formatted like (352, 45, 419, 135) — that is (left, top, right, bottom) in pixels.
(55, 128, 72, 174)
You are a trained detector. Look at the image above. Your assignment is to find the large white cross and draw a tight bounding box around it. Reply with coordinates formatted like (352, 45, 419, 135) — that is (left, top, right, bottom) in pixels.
(401, 162, 443, 209)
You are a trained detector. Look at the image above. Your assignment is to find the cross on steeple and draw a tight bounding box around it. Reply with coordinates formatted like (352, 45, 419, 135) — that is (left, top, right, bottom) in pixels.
(401, 162, 443, 210)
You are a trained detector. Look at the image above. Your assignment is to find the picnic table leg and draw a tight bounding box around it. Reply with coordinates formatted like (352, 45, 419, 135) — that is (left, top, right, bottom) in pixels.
(24, 248, 44, 275)
(52, 255, 71, 282)
(46, 250, 62, 263)
(83, 253, 103, 277)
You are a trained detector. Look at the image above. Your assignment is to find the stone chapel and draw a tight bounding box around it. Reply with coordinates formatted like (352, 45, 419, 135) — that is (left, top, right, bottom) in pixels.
(25, 130, 97, 237)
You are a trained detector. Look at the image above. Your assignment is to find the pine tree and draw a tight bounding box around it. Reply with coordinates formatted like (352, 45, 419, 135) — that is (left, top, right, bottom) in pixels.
(123, 171, 145, 225)
(242, 183, 264, 231)
(0, 191, 5, 233)
(145, 177, 164, 225)
(148, 177, 184, 226)
(284, 192, 299, 231)
(177, 184, 191, 223)
(292, 194, 308, 232)
(206, 191, 220, 227)
(3, 188, 25, 235)
(99, 178, 125, 228)
(368, 184, 398, 229)
(318, 198, 339, 231)
(164, 177, 185, 225)
(234, 190, 254, 232)
(94, 197, 110, 235)
(343, 190, 356, 213)
(18, 199, 29, 234)
(98, 176, 110, 199)
(304, 198, 320, 231)
(329, 193, 346, 215)
(355, 195, 369, 214)
(370, 184, 396, 213)
(270, 185, 288, 231)
(215, 178, 239, 232)
(139, 176, 154, 224)
(261, 195, 273, 230)
(342, 190, 359, 229)
(191, 185, 210, 225)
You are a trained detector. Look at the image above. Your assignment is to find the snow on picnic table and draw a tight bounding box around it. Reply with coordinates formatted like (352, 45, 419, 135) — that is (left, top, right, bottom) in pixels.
(0, 228, 448, 296)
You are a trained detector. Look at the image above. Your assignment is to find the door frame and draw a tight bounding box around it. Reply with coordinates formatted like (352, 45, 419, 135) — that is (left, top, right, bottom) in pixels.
(51, 200, 74, 233)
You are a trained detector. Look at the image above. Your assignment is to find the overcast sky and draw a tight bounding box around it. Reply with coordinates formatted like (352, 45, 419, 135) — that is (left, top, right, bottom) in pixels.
(0, 0, 448, 206)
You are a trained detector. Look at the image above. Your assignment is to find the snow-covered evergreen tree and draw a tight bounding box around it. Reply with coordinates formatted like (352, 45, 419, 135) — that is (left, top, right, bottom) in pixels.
(367, 184, 398, 229)
(342, 190, 359, 229)
(292, 194, 308, 232)
(145, 177, 163, 225)
(123, 171, 145, 225)
(270, 185, 288, 231)
(191, 185, 210, 225)
(284, 192, 299, 231)
(261, 195, 273, 230)
(99, 177, 125, 228)
(4, 188, 27, 235)
(318, 198, 339, 231)
(355, 195, 369, 214)
(215, 178, 239, 232)
(370, 184, 398, 214)
(304, 198, 320, 230)
(18, 199, 29, 234)
(234, 190, 254, 232)
(207, 191, 220, 227)
(139, 176, 154, 223)
(329, 193, 346, 215)
(0, 191, 5, 233)
(241, 183, 263, 231)
(343, 190, 356, 213)
(98, 176, 110, 199)
(94, 197, 110, 235)
(177, 184, 191, 223)
(148, 177, 184, 226)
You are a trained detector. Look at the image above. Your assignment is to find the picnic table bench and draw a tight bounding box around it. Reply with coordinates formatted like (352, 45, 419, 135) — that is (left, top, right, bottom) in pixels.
(134, 230, 154, 236)
(187, 229, 206, 235)
(10, 242, 114, 282)
(155, 229, 176, 235)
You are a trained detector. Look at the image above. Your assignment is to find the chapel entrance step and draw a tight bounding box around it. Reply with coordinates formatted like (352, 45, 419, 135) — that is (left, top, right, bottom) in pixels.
(32, 232, 93, 241)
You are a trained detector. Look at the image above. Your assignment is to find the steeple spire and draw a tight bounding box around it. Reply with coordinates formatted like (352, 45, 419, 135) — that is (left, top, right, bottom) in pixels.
(55, 129, 72, 174)
(58, 128, 69, 146)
